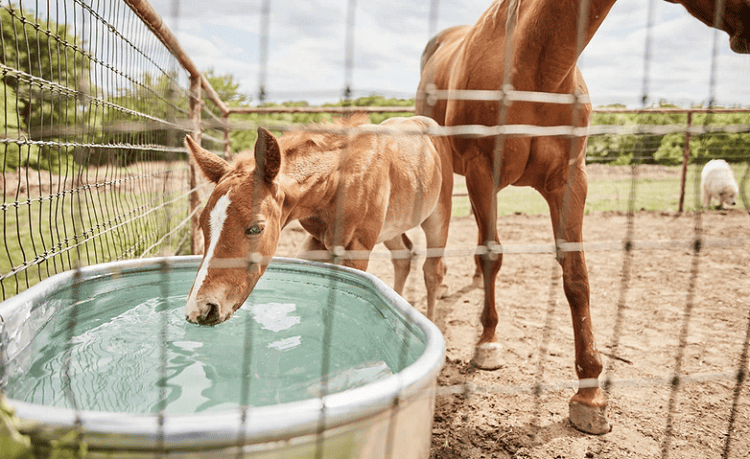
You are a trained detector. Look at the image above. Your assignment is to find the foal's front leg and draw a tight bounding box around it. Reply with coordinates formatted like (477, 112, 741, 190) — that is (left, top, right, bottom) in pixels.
(383, 234, 414, 298)
(299, 234, 372, 272)
(297, 234, 328, 261)
(341, 237, 374, 273)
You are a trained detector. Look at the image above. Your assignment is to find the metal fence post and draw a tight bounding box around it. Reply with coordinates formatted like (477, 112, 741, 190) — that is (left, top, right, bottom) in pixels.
(224, 113, 232, 159)
(678, 111, 693, 213)
(189, 75, 204, 255)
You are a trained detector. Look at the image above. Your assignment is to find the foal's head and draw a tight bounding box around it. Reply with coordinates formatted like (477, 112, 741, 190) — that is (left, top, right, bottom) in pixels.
(184, 128, 283, 325)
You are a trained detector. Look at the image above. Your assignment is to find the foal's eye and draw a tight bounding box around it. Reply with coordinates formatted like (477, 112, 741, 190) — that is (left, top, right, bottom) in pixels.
(245, 225, 263, 236)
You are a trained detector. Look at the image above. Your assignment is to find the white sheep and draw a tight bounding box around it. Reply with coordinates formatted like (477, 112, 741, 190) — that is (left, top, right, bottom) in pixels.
(701, 159, 739, 209)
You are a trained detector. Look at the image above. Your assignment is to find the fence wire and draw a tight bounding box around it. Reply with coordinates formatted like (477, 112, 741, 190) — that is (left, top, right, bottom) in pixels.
(0, 0, 200, 300)
(1, 1, 749, 459)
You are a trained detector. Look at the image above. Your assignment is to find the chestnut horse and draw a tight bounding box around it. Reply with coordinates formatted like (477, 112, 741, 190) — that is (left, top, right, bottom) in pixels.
(184, 115, 452, 327)
(416, 0, 750, 434)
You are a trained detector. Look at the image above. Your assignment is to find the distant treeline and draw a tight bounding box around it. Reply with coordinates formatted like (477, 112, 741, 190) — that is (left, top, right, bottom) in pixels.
(226, 99, 750, 167)
(587, 105, 750, 165)
(1, 7, 188, 174)
(220, 95, 414, 155)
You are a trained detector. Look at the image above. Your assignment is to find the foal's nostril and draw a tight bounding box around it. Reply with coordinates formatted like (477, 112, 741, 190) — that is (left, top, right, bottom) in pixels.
(201, 302, 220, 324)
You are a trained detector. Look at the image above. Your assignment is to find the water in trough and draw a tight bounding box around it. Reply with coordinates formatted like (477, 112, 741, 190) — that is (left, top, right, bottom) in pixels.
(5, 263, 425, 414)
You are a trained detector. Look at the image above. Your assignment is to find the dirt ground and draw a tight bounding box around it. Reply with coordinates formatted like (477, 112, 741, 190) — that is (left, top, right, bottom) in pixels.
(6, 163, 747, 458)
(272, 166, 750, 459)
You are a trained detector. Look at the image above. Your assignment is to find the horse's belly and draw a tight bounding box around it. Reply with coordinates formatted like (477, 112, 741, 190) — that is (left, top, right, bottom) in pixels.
(374, 118, 445, 243)
(377, 186, 441, 243)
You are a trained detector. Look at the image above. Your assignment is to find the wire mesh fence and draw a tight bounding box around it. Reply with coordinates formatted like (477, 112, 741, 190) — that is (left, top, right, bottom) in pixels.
(0, 0, 199, 299)
(1, 0, 750, 458)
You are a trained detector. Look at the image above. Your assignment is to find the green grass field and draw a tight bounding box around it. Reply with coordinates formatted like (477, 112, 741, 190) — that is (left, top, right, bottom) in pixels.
(2, 163, 748, 299)
(451, 163, 749, 217)
(0, 191, 191, 299)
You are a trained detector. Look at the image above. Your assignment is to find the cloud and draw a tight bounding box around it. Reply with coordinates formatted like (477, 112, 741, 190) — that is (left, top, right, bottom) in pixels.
(582, 0, 750, 106)
(151, 0, 748, 107)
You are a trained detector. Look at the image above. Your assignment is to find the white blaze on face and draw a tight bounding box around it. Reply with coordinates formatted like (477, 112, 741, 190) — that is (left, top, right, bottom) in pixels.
(187, 193, 232, 305)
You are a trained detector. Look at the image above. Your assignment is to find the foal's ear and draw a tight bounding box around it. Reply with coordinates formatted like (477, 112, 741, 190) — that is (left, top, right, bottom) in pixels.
(184, 135, 232, 184)
(254, 127, 282, 183)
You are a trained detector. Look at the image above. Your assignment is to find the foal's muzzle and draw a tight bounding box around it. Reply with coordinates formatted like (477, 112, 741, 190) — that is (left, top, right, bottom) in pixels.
(187, 301, 223, 326)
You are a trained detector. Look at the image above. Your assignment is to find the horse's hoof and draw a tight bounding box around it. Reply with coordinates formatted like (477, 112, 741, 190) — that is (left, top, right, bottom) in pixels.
(470, 342, 503, 370)
(569, 399, 611, 435)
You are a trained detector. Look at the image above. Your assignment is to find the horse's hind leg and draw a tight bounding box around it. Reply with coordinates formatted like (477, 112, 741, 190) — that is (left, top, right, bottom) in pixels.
(383, 234, 413, 298)
(542, 162, 609, 435)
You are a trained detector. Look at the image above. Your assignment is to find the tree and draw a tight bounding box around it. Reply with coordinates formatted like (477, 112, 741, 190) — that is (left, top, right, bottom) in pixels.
(585, 103, 750, 166)
(1, 81, 40, 170)
(587, 103, 687, 165)
(1, 5, 89, 173)
(96, 71, 187, 165)
(690, 112, 750, 164)
(203, 69, 249, 112)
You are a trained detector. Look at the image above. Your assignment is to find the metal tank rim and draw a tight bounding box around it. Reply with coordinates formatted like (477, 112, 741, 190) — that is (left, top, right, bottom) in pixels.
(0, 255, 446, 451)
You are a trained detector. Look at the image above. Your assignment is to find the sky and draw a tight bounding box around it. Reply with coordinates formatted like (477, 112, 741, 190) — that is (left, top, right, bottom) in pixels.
(151, 0, 750, 108)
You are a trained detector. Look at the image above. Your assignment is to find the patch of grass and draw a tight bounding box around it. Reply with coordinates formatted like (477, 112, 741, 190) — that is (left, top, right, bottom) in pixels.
(1, 192, 191, 299)
(452, 184, 548, 217)
(4, 164, 748, 298)
(451, 163, 750, 217)
(586, 176, 690, 214)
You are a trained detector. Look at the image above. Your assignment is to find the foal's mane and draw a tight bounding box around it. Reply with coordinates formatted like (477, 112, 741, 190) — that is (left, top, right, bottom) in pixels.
(233, 113, 370, 171)
(280, 113, 371, 158)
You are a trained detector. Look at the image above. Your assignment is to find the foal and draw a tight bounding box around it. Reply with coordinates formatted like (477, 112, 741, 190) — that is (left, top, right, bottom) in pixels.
(184, 115, 452, 326)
